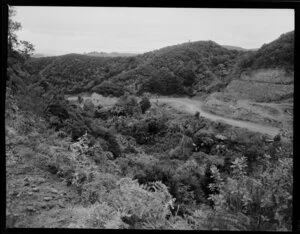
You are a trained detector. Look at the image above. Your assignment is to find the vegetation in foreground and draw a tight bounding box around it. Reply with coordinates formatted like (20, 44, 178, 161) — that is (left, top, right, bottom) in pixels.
(6, 86, 293, 230)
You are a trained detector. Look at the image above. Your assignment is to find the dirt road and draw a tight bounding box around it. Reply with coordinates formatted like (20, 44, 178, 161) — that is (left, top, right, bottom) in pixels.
(153, 97, 280, 137)
(66, 93, 280, 137)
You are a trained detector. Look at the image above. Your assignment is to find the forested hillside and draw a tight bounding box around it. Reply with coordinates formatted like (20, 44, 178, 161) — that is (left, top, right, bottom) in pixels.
(24, 31, 294, 98)
(25, 40, 244, 96)
(24, 54, 142, 96)
(237, 31, 294, 73)
(111, 41, 242, 95)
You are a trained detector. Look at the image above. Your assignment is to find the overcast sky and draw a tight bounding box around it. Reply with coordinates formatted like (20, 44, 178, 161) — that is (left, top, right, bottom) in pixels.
(13, 7, 294, 56)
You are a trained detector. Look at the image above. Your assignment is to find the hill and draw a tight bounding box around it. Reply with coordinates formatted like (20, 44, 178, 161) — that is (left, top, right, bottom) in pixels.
(25, 40, 244, 96)
(31, 53, 46, 58)
(221, 45, 252, 51)
(203, 31, 294, 128)
(237, 31, 294, 72)
(84, 51, 139, 57)
(111, 41, 243, 95)
(24, 31, 294, 98)
(25, 54, 143, 96)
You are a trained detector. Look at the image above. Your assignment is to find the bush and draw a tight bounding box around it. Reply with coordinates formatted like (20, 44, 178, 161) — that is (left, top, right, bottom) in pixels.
(49, 115, 62, 130)
(83, 99, 95, 112)
(89, 124, 122, 159)
(274, 134, 281, 142)
(46, 103, 69, 120)
(208, 156, 293, 231)
(115, 94, 141, 116)
(81, 173, 118, 204)
(139, 97, 151, 114)
(95, 108, 111, 120)
(68, 178, 176, 229)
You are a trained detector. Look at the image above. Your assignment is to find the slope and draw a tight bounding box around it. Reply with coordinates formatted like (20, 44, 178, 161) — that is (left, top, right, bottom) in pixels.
(237, 31, 294, 72)
(110, 40, 243, 95)
(25, 40, 245, 96)
(203, 31, 294, 131)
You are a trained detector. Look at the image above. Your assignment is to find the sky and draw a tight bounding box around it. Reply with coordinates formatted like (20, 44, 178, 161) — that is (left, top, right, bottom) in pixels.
(13, 7, 294, 56)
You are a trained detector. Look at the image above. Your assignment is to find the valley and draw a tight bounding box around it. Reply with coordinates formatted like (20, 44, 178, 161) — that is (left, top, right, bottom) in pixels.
(6, 13, 294, 230)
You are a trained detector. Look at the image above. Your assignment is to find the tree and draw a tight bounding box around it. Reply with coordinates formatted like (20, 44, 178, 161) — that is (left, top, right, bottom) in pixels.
(7, 7, 35, 64)
(8, 7, 21, 56)
(178, 66, 196, 86)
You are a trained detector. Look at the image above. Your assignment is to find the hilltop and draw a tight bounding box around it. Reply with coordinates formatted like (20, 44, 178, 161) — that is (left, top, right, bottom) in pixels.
(221, 45, 256, 51)
(83, 51, 139, 57)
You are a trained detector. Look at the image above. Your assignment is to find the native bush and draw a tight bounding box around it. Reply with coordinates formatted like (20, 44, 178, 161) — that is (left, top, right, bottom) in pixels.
(208, 155, 293, 231)
(83, 99, 95, 112)
(139, 96, 151, 114)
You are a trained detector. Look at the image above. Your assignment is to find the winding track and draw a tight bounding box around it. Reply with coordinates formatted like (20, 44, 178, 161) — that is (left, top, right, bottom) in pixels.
(152, 97, 280, 137)
(67, 94, 280, 137)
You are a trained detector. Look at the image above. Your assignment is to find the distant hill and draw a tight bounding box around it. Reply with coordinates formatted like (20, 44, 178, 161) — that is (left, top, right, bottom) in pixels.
(31, 53, 55, 58)
(31, 53, 46, 58)
(222, 45, 249, 51)
(221, 45, 258, 51)
(83, 51, 139, 57)
(24, 31, 293, 97)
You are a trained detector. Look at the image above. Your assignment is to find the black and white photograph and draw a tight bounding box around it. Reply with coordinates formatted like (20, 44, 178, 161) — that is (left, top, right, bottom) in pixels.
(5, 5, 294, 231)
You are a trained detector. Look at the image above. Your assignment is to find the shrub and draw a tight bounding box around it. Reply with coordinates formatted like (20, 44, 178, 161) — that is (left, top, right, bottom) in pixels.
(49, 116, 61, 130)
(208, 156, 293, 231)
(83, 99, 95, 112)
(81, 173, 118, 204)
(274, 134, 281, 142)
(89, 124, 122, 159)
(115, 94, 141, 116)
(108, 178, 175, 227)
(139, 97, 151, 114)
(68, 178, 176, 229)
(95, 108, 110, 120)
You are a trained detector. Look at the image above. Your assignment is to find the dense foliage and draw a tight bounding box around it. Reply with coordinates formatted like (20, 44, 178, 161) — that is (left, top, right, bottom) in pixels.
(237, 31, 294, 73)
(25, 40, 244, 96)
(24, 31, 294, 97)
(24, 54, 140, 95)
